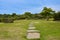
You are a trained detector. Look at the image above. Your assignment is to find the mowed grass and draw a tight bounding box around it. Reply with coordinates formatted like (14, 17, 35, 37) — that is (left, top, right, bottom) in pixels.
(0, 20, 31, 40)
(0, 20, 60, 40)
(33, 20, 60, 40)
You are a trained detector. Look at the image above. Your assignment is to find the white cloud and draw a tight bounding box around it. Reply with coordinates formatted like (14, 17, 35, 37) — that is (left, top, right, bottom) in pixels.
(44, 5, 60, 11)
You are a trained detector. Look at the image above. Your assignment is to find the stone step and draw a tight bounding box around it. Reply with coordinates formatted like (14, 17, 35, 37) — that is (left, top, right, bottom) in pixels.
(29, 25, 34, 27)
(27, 30, 40, 39)
(27, 30, 40, 33)
(28, 27, 36, 30)
(27, 32, 40, 39)
(29, 23, 34, 27)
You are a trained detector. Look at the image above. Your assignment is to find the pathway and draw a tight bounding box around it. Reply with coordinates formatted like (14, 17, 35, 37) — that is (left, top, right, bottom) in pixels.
(26, 22, 40, 40)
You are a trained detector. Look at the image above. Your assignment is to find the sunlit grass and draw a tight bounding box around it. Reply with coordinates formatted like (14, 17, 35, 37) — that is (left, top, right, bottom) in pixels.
(34, 20, 60, 40)
(0, 20, 60, 40)
(0, 20, 31, 40)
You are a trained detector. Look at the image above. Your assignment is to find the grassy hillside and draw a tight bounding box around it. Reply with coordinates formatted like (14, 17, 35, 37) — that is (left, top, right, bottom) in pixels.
(0, 20, 60, 40)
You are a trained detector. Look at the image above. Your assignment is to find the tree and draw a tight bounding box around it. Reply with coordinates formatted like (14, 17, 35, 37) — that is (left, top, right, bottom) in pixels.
(54, 11, 60, 21)
(24, 12, 32, 19)
(11, 13, 18, 20)
(40, 7, 54, 21)
(12, 13, 16, 17)
(32, 13, 42, 19)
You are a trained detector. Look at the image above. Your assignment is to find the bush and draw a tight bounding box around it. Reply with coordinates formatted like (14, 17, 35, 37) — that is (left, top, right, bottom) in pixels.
(3, 18, 14, 23)
(0, 19, 1, 22)
(0, 18, 3, 22)
(54, 12, 60, 21)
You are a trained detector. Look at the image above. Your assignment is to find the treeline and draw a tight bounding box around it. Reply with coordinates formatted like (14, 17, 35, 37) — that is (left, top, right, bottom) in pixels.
(0, 7, 60, 23)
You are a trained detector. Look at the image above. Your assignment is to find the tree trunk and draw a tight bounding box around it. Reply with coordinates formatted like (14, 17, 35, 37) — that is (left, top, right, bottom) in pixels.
(46, 16, 49, 21)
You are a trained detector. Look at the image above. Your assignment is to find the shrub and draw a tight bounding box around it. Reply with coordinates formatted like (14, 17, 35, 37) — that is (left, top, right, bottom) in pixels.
(54, 12, 60, 21)
(3, 18, 14, 23)
(0, 18, 3, 22)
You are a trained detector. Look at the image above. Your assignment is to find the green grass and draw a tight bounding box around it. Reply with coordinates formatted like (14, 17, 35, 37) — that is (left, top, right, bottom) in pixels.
(0, 20, 60, 40)
(0, 20, 31, 40)
(33, 20, 60, 40)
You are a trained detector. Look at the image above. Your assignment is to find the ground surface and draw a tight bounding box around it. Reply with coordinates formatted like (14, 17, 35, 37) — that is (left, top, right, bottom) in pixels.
(0, 20, 60, 40)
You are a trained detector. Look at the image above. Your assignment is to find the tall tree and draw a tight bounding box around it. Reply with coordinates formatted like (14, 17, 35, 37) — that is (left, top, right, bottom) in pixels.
(40, 7, 54, 21)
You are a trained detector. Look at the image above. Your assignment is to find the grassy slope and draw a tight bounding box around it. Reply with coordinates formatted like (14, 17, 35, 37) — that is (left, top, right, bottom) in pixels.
(0, 20, 60, 40)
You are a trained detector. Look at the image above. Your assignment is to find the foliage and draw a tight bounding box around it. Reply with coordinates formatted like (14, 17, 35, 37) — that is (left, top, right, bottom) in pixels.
(24, 12, 32, 19)
(54, 11, 60, 21)
(3, 18, 14, 23)
(0, 7, 60, 22)
(40, 7, 54, 21)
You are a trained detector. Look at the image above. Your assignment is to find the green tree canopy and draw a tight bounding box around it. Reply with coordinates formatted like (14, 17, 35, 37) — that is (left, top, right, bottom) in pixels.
(40, 7, 54, 20)
(24, 12, 32, 19)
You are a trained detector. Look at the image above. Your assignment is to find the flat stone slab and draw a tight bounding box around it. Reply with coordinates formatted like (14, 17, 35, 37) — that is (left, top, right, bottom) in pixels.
(29, 23, 34, 27)
(28, 27, 36, 30)
(27, 30, 40, 33)
(29, 25, 34, 27)
(27, 30, 40, 39)
(27, 32, 40, 39)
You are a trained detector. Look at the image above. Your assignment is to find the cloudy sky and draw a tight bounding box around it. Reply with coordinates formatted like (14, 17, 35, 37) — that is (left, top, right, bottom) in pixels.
(0, 0, 60, 14)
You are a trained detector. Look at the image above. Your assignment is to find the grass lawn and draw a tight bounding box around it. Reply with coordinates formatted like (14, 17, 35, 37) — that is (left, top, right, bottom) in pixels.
(0, 20, 60, 40)
(33, 20, 60, 40)
(0, 20, 31, 40)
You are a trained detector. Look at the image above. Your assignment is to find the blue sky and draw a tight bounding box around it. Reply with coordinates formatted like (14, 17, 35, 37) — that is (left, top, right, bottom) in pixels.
(0, 0, 60, 14)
